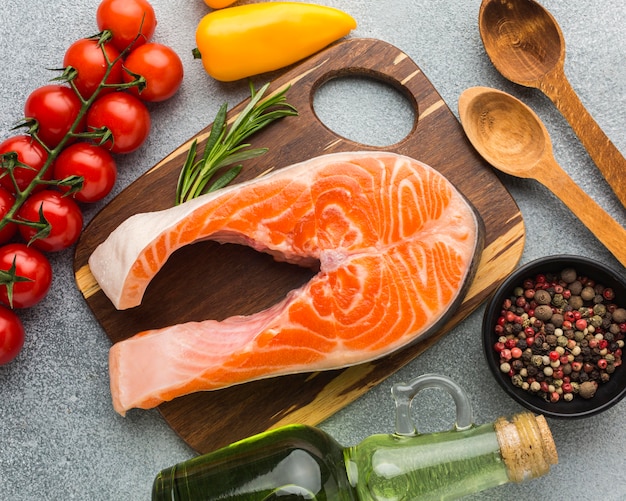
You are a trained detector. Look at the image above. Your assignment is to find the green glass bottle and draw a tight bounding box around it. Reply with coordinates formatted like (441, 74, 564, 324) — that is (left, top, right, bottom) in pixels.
(152, 374, 558, 501)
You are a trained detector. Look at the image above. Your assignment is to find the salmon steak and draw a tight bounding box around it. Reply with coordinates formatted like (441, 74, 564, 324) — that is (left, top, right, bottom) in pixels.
(88, 151, 483, 415)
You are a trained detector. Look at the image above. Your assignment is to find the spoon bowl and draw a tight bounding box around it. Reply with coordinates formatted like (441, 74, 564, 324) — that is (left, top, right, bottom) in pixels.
(458, 86, 626, 268)
(478, 0, 626, 208)
(457, 87, 548, 175)
(479, 0, 564, 87)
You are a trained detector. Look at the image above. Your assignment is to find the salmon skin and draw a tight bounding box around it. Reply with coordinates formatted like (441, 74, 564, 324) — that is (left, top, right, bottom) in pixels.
(88, 151, 483, 415)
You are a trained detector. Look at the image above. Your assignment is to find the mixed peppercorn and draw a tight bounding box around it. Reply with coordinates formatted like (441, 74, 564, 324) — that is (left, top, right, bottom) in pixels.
(493, 267, 625, 403)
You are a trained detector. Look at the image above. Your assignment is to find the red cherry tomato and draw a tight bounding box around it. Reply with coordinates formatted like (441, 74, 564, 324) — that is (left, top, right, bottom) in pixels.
(86, 92, 151, 154)
(17, 190, 83, 252)
(0, 187, 17, 244)
(96, 0, 157, 53)
(53, 143, 117, 203)
(123, 43, 184, 102)
(0, 305, 25, 365)
(0, 243, 52, 309)
(23, 85, 85, 149)
(64, 38, 124, 100)
(0, 135, 51, 194)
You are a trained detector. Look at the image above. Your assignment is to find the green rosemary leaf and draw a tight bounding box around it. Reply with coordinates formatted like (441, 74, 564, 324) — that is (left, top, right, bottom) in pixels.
(208, 165, 243, 193)
(213, 147, 269, 169)
(175, 139, 199, 204)
(175, 83, 297, 205)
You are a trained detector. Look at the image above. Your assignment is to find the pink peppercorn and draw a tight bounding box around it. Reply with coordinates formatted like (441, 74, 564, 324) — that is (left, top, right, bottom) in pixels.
(549, 351, 560, 362)
(550, 392, 560, 403)
(575, 318, 587, 330)
(511, 347, 523, 359)
(562, 382, 573, 393)
(597, 359, 608, 370)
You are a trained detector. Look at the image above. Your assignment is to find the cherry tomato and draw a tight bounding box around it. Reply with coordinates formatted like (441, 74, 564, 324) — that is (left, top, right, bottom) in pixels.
(123, 43, 184, 102)
(0, 135, 52, 194)
(0, 305, 24, 365)
(17, 190, 83, 252)
(53, 143, 117, 203)
(64, 38, 124, 100)
(86, 92, 151, 154)
(96, 0, 157, 53)
(0, 187, 17, 244)
(0, 243, 52, 309)
(23, 85, 85, 149)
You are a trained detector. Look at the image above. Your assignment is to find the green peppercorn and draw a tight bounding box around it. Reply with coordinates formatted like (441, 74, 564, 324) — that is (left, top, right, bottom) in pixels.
(593, 304, 607, 316)
(552, 293, 566, 307)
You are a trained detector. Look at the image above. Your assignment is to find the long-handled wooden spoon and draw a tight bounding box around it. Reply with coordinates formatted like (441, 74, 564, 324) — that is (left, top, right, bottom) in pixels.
(458, 86, 626, 268)
(478, 0, 626, 209)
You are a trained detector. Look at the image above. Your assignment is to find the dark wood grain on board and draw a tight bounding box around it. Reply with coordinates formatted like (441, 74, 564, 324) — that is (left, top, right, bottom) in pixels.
(73, 38, 525, 454)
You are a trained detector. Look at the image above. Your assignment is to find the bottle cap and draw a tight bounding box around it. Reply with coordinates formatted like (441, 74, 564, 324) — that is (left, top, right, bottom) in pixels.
(494, 412, 558, 482)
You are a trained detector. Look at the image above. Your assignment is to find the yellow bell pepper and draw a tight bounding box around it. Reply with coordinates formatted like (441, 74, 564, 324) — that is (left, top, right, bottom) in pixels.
(195, 2, 357, 82)
(203, 0, 237, 8)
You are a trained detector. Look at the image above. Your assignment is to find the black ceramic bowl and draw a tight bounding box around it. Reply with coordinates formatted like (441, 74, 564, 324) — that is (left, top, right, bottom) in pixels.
(483, 255, 626, 419)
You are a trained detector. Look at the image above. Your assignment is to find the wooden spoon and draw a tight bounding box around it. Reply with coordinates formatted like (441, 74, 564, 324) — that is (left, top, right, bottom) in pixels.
(478, 0, 626, 209)
(458, 86, 626, 268)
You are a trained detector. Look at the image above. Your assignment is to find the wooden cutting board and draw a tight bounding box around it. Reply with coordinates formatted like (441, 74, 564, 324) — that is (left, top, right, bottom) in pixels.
(73, 38, 525, 454)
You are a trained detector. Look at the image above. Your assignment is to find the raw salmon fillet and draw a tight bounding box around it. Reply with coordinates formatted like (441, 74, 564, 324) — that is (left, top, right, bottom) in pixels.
(88, 151, 482, 415)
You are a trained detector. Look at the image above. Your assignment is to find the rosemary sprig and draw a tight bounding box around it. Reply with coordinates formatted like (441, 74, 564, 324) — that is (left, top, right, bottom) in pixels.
(175, 82, 298, 205)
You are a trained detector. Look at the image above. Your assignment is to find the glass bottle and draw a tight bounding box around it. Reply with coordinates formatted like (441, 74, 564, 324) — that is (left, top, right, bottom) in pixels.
(152, 374, 558, 500)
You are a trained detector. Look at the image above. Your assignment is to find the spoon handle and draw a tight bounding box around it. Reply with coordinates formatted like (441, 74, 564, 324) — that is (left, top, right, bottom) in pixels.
(540, 70, 626, 209)
(536, 158, 626, 268)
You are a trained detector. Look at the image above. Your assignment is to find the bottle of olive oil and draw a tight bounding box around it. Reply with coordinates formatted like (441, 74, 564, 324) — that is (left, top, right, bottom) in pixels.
(152, 375, 558, 500)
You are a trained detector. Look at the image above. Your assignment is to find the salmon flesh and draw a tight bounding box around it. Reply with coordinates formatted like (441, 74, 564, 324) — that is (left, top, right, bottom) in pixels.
(88, 151, 483, 415)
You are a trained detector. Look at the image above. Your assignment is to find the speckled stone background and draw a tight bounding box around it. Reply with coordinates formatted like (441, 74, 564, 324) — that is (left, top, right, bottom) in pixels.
(0, 0, 624, 499)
